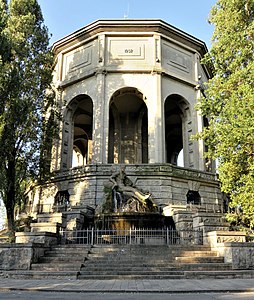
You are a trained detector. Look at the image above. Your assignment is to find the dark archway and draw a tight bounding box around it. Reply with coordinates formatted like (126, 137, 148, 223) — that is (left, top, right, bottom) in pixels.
(186, 190, 201, 205)
(71, 95, 93, 167)
(164, 94, 189, 166)
(108, 87, 148, 164)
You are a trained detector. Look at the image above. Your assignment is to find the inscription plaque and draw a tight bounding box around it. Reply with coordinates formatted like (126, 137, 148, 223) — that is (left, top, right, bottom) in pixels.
(108, 38, 148, 63)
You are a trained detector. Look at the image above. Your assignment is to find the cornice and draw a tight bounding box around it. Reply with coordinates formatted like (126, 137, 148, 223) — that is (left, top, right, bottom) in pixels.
(53, 19, 208, 57)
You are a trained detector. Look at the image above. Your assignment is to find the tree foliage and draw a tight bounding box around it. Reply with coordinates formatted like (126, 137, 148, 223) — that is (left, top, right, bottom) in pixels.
(197, 0, 254, 228)
(0, 0, 56, 232)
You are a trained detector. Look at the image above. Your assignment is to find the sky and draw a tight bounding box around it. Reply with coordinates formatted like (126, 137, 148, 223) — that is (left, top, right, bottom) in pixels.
(38, 0, 216, 48)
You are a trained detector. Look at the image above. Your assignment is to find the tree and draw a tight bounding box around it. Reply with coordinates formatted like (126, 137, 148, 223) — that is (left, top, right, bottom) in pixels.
(196, 0, 254, 228)
(0, 0, 55, 233)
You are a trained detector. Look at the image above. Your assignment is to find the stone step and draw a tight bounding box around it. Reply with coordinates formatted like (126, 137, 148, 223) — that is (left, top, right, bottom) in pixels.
(31, 263, 82, 271)
(85, 256, 214, 261)
(89, 247, 210, 256)
(81, 265, 182, 271)
(88, 246, 213, 256)
(175, 256, 224, 263)
(91, 245, 211, 250)
(176, 263, 232, 271)
(86, 255, 171, 260)
(88, 250, 170, 255)
(89, 246, 169, 251)
(82, 262, 232, 271)
(172, 250, 219, 257)
(77, 270, 254, 280)
(85, 258, 172, 264)
(78, 270, 185, 276)
(184, 270, 254, 279)
(1, 270, 78, 279)
(3, 269, 253, 280)
(43, 251, 88, 257)
(77, 273, 185, 280)
(38, 256, 85, 263)
(51, 244, 92, 250)
(84, 256, 224, 264)
(48, 247, 90, 252)
(50, 245, 91, 252)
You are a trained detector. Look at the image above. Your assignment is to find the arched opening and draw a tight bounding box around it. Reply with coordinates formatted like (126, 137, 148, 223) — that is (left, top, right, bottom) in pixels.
(186, 190, 201, 205)
(71, 95, 93, 167)
(108, 87, 148, 164)
(164, 94, 189, 166)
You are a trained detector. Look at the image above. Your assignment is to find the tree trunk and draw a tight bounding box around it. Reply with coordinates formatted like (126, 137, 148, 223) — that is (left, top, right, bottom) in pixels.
(5, 157, 16, 233)
(6, 203, 15, 232)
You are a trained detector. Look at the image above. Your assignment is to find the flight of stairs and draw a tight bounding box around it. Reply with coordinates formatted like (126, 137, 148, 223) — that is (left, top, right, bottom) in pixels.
(2, 244, 254, 279)
(30, 244, 91, 278)
(1, 245, 91, 279)
(77, 244, 236, 279)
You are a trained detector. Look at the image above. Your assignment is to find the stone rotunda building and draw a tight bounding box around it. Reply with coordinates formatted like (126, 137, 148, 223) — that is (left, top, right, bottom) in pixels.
(28, 19, 227, 233)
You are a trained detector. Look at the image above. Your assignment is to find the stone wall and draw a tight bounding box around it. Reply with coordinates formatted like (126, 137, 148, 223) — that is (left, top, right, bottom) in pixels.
(0, 243, 47, 270)
(205, 231, 254, 270)
(30, 164, 221, 213)
(215, 242, 254, 270)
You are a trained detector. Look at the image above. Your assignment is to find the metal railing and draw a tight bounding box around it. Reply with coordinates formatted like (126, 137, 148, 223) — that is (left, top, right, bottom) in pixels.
(59, 228, 203, 246)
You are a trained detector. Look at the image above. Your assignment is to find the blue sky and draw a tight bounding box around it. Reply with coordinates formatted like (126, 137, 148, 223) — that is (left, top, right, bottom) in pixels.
(38, 0, 216, 48)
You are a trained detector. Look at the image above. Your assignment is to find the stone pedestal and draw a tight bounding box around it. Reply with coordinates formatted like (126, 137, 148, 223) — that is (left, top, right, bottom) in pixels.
(37, 213, 67, 227)
(31, 222, 61, 233)
(173, 210, 193, 230)
(15, 231, 57, 246)
(204, 230, 246, 246)
(193, 212, 229, 232)
(163, 204, 186, 217)
(64, 211, 85, 230)
(204, 231, 254, 270)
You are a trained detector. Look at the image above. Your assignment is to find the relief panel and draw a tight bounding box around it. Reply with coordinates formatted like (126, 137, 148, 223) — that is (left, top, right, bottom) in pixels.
(162, 41, 193, 78)
(62, 41, 97, 81)
(107, 37, 153, 68)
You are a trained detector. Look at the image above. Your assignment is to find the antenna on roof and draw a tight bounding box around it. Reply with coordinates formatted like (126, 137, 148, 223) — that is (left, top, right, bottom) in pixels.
(124, 1, 130, 19)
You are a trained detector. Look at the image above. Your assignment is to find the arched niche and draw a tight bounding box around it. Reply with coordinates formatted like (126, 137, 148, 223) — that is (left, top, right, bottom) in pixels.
(164, 94, 190, 166)
(108, 87, 148, 164)
(186, 190, 201, 205)
(68, 95, 93, 168)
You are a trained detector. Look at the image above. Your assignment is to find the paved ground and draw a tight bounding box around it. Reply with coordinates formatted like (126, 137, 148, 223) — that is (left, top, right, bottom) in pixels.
(1, 291, 254, 300)
(0, 278, 254, 294)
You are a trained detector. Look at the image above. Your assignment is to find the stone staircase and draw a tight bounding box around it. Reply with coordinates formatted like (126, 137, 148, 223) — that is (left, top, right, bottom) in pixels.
(77, 244, 237, 279)
(1, 245, 91, 279)
(2, 243, 254, 279)
(30, 245, 91, 278)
